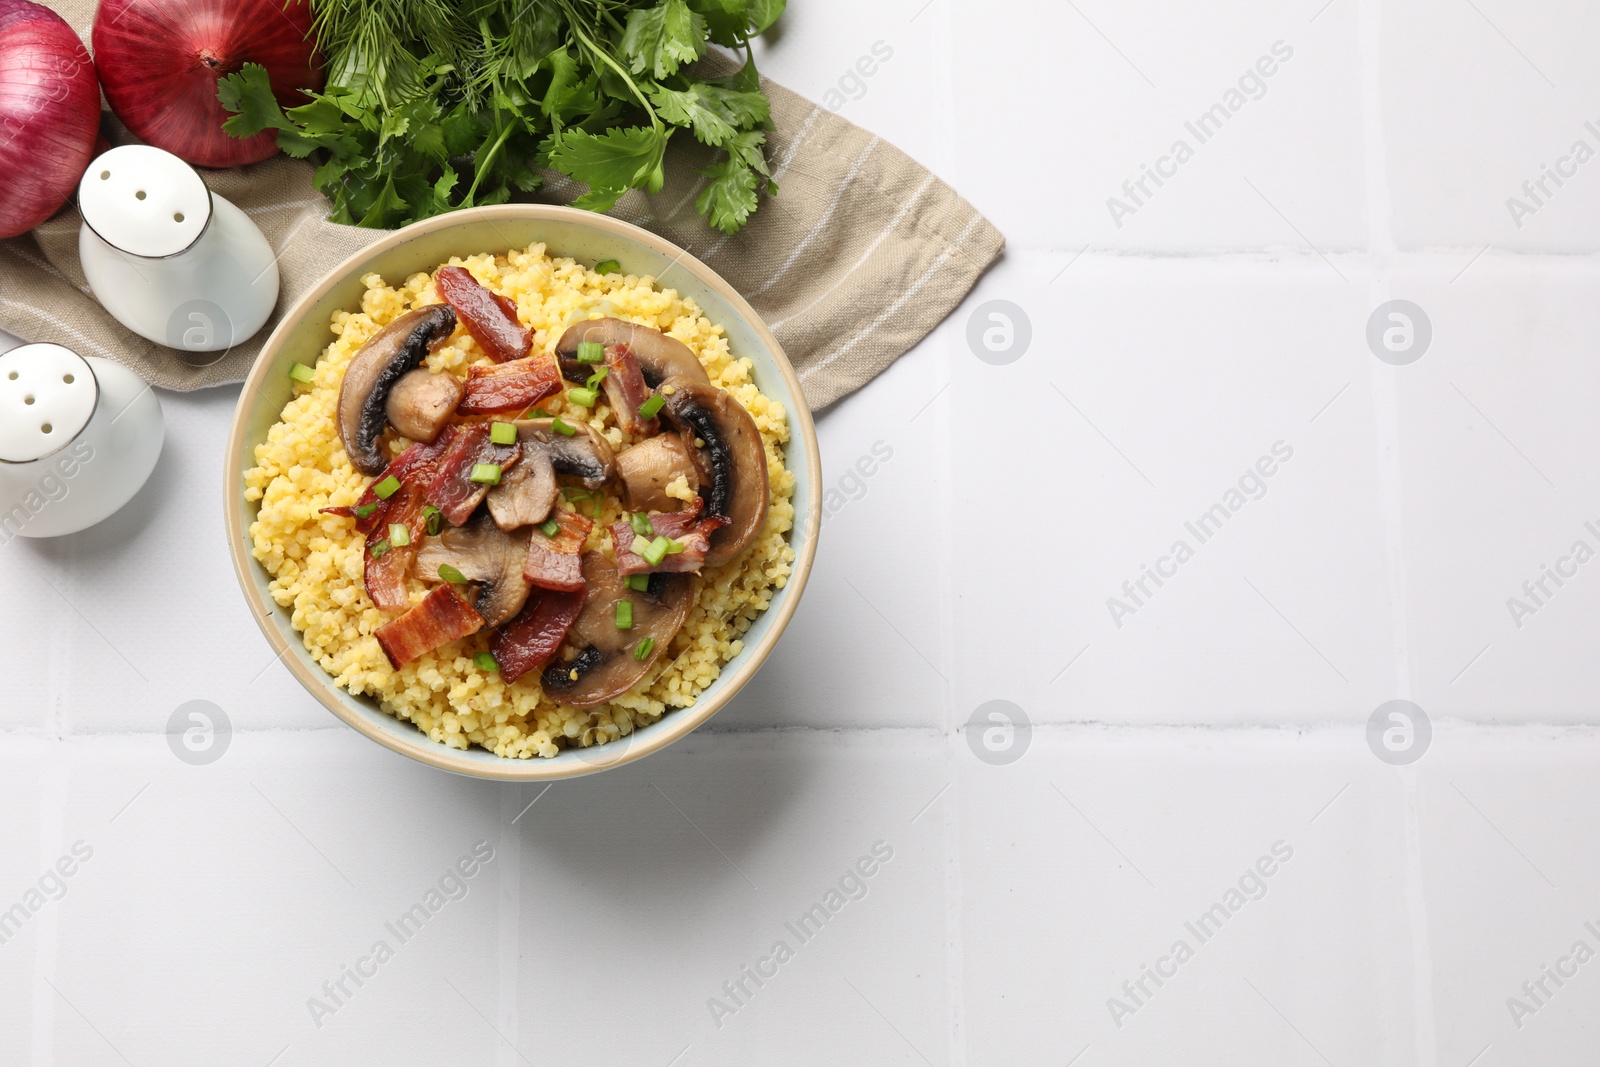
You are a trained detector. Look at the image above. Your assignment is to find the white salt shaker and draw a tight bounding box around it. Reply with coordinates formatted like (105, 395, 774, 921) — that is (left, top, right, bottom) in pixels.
(77, 145, 279, 356)
(0, 342, 163, 539)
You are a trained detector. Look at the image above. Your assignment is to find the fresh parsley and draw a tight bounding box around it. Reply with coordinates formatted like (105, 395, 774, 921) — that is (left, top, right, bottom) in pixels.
(218, 0, 783, 234)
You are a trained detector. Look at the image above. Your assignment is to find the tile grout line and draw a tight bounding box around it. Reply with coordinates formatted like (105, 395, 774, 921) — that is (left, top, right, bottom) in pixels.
(497, 787, 523, 1067)
(1356, 0, 1437, 1058)
(1401, 767, 1438, 1067)
(940, 725, 966, 1067)
(934, 0, 966, 1036)
(30, 755, 67, 1066)
(929, 0, 966, 1042)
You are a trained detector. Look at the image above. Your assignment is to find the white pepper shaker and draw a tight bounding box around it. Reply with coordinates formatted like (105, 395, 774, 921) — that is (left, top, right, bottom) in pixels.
(0, 342, 163, 539)
(77, 145, 279, 357)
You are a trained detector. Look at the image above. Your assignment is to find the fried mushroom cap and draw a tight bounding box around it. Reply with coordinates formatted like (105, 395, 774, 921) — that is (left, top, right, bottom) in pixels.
(616, 433, 699, 513)
(659, 376, 769, 568)
(554, 317, 710, 387)
(338, 304, 457, 474)
(415, 511, 532, 628)
(540, 553, 691, 707)
(385, 368, 463, 444)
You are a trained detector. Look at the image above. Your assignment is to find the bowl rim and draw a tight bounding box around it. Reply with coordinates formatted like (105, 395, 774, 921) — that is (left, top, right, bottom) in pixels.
(222, 204, 822, 781)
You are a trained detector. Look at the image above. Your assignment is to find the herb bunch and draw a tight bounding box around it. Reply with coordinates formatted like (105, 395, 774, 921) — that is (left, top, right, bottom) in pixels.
(218, 0, 784, 233)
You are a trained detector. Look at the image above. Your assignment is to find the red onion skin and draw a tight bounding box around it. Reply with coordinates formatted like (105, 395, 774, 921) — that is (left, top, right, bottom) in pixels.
(0, 0, 101, 239)
(92, 0, 322, 169)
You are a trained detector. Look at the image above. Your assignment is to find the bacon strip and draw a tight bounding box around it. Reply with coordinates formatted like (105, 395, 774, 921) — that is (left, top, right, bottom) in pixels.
(522, 508, 592, 592)
(457, 356, 560, 415)
(375, 584, 484, 669)
(610, 498, 729, 576)
(491, 587, 586, 683)
(601, 343, 659, 436)
(322, 427, 458, 536)
(436, 266, 531, 363)
(425, 422, 521, 526)
(318, 430, 458, 611)
(363, 486, 423, 612)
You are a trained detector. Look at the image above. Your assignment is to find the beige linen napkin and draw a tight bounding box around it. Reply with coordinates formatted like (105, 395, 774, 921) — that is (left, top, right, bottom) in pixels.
(0, 4, 1002, 409)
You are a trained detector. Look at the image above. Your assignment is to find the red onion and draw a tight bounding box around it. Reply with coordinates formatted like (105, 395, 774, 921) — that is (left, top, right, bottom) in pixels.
(0, 0, 101, 239)
(92, 0, 322, 169)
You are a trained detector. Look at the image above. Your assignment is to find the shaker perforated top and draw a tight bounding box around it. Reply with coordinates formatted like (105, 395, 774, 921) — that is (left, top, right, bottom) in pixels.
(78, 145, 211, 259)
(0, 344, 97, 464)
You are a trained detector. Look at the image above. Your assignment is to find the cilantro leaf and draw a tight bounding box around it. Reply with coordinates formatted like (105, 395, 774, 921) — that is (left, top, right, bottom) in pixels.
(356, 174, 409, 228)
(622, 0, 707, 80)
(549, 125, 668, 202)
(687, 0, 751, 46)
(697, 154, 760, 234)
(746, 0, 787, 34)
(723, 128, 772, 177)
(649, 83, 770, 146)
(217, 65, 293, 137)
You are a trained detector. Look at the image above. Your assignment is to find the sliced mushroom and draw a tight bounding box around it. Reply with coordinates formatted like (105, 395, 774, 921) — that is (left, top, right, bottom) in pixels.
(385, 368, 464, 443)
(660, 377, 769, 568)
(339, 304, 458, 474)
(554, 317, 710, 387)
(415, 512, 531, 628)
(513, 418, 614, 490)
(540, 552, 692, 707)
(486, 444, 556, 530)
(616, 433, 699, 513)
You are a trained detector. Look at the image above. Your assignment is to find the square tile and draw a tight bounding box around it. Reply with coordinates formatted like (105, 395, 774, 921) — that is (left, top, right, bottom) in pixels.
(948, 0, 1368, 251)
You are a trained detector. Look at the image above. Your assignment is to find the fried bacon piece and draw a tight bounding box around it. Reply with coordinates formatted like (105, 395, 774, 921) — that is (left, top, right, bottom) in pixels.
(322, 427, 458, 536)
(363, 486, 425, 612)
(457, 356, 560, 415)
(320, 430, 458, 611)
(601, 343, 659, 436)
(610, 498, 729, 576)
(522, 508, 592, 592)
(375, 584, 484, 669)
(436, 266, 532, 363)
(490, 587, 587, 683)
(425, 422, 521, 526)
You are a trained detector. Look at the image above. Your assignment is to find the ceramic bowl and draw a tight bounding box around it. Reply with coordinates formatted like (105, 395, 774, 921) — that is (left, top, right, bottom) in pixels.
(224, 205, 821, 780)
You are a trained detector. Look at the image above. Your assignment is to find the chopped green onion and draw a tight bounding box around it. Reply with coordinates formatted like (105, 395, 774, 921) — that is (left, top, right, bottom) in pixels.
(288, 362, 315, 384)
(353, 502, 379, 520)
(438, 564, 468, 584)
(561, 486, 602, 519)
(663, 537, 685, 555)
(567, 387, 599, 408)
(551, 416, 577, 437)
(586, 367, 609, 389)
(474, 651, 499, 672)
(576, 341, 605, 364)
(629, 512, 653, 537)
(388, 523, 411, 548)
(373, 475, 401, 499)
(615, 600, 633, 629)
(625, 573, 650, 591)
(490, 421, 517, 445)
(422, 505, 442, 536)
(633, 637, 655, 661)
(369, 539, 391, 559)
(540, 518, 561, 537)
(518, 406, 551, 420)
(637, 393, 665, 419)
(469, 463, 502, 485)
(641, 536, 670, 567)
(594, 259, 620, 275)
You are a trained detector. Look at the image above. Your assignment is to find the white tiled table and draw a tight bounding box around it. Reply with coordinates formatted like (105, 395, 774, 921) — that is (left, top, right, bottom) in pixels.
(5, 0, 1600, 1063)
